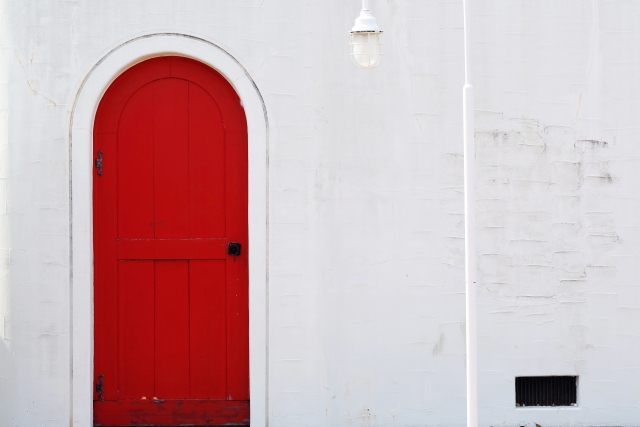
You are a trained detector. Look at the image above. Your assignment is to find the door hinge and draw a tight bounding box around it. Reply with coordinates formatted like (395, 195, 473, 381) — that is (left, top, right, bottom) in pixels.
(95, 150, 103, 176)
(96, 374, 105, 401)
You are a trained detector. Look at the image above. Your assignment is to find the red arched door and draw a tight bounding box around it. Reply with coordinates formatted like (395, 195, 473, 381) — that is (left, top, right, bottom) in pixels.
(93, 57, 249, 426)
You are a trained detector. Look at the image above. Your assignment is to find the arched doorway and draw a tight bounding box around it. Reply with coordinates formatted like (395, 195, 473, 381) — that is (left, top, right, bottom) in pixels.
(92, 56, 249, 426)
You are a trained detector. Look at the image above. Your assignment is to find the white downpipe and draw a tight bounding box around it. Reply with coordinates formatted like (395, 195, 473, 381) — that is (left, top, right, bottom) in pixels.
(463, 0, 478, 426)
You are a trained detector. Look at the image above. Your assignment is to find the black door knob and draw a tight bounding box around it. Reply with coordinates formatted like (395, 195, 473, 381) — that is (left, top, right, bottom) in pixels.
(228, 242, 241, 256)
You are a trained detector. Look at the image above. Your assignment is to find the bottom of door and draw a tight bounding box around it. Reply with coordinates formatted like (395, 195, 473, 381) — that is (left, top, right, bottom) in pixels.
(94, 399, 249, 426)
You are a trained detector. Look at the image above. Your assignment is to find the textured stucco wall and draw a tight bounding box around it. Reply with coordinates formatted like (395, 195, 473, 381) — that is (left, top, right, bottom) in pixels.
(0, 1, 639, 426)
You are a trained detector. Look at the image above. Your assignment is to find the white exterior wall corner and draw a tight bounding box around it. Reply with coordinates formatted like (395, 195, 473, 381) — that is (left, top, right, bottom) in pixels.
(0, 0, 13, 424)
(1, 1, 639, 427)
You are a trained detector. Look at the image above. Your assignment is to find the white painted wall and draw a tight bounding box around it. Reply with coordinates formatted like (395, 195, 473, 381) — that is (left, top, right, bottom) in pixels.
(0, 1, 639, 426)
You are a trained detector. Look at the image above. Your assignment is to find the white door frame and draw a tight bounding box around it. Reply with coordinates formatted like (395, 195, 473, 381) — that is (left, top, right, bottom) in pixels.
(69, 33, 269, 427)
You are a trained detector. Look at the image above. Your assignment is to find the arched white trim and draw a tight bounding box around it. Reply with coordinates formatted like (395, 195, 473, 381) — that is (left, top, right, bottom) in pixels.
(69, 33, 268, 427)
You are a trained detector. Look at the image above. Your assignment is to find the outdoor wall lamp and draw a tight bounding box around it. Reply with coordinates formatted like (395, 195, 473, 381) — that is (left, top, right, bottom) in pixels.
(348, 1, 478, 427)
(349, 0, 383, 68)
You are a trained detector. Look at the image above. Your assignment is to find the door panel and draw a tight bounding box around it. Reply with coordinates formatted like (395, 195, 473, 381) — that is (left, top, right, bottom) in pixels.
(155, 260, 190, 398)
(188, 82, 226, 238)
(117, 261, 155, 400)
(154, 79, 190, 239)
(224, 131, 250, 401)
(94, 132, 119, 402)
(190, 260, 227, 399)
(93, 56, 249, 426)
(117, 83, 154, 239)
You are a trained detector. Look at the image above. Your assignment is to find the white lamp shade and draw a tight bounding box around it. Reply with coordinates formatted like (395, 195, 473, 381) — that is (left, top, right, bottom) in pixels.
(350, 32, 382, 69)
(349, 1, 383, 69)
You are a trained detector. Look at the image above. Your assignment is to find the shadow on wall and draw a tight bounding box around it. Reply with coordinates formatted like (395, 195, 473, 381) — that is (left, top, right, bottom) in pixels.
(0, 311, 13, 425)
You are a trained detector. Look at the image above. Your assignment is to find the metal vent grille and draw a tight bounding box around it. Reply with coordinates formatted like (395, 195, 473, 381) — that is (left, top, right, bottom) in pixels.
(515, 376, 577, 407)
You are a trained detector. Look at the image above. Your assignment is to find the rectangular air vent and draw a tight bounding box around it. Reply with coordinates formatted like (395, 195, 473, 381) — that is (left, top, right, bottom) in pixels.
(515, 376, 577, 407)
